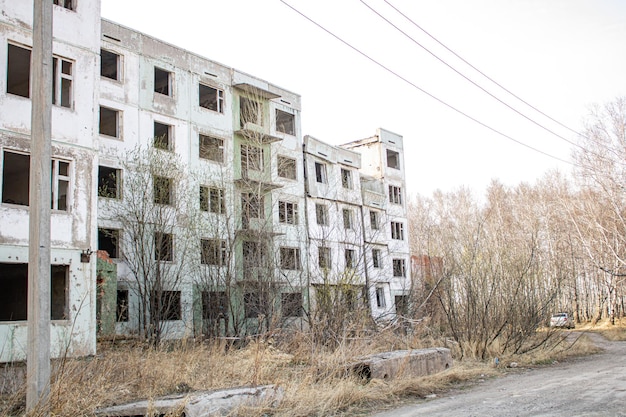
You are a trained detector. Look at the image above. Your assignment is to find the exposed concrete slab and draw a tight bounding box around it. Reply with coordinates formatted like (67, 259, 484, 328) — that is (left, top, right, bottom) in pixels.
(352, 348, 452, 380)
(95, 385, 282, 417)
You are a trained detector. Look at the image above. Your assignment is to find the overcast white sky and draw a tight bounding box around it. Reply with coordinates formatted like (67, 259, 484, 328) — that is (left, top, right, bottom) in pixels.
(100, 0, 626, 197)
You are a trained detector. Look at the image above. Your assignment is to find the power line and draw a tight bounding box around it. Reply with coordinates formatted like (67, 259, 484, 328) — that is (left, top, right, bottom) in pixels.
(382, 0, 587, 140)
(360, 0, 586, 152)
(279, 0, 574, 166)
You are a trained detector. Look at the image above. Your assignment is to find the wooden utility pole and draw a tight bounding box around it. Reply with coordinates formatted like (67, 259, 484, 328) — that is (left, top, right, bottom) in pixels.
(27, 0, 53, 412)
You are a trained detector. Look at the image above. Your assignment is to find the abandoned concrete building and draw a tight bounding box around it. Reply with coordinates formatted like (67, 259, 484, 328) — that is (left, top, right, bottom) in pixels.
(0, 1, 410, 360)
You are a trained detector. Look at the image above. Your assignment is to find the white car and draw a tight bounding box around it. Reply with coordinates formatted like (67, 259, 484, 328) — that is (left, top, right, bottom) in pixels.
(550, 313, 574, 329)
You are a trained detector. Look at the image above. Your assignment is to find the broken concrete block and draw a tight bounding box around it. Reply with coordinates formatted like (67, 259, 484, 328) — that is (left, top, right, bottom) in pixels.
(95, 384, 283, 417)
(351, 348, 452, 380)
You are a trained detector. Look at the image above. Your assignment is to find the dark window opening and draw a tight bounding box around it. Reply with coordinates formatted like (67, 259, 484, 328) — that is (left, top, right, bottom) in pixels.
(318, 246, 331, 269)
(341, 168, 352, 189)
(2, 151, 30, 206)
(372, 249, 382, 268)
(395, 295, 408, 315)
(244, 291, 268, 319)
(98, 228, 119, 258)
(276, 109, 295, 135)
(241, 144, 263, 172)
(200, 186, 225, 214)
(150, 290, 181, 321)
(99, 106, 119, 138)
(154, 121, 171, 150)
(53, 0, 75, 10)
(242, 241, 265, 268)
(153, 176, 172, 205)
(370, 211, 379, 230)
(51, 159, 70, 211)
(387, 149, 400, 170)
(278, 201, 298, 225)
(52, 57, 73, 108)
(376, 287, 386, 308)
(282, 292, 302, 317)
(343, 209, 353, 230)
(116, 289, 129, 322)
(345, 249, 356, 269)
(199, 135, 224, 162)
(241, 193, 264, 223)
(314, 162, 326, 184)
(0, 263, 68, 321)
(154, 232, 173, 262)
(315, 204, 328, 226)
(199, 84, 224, 112)
(389, 185, 403, 205)
(154, 67, 171, 96)
(391, 222, 404, 240)
(280, 247, 300, 270)
(7, 44, 31, 98)
(240, 97, 262, 126)
(98, 166, 121, 198)
(277, 156, 297, 180)
(201, 239, 227, 266)
(202, 291, 227, 321)
(393, 259, 406, 277)
(100, 49, 119, 80)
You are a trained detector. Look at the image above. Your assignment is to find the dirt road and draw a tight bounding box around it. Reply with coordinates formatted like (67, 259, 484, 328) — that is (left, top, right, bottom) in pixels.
(372, 333, 626, 417)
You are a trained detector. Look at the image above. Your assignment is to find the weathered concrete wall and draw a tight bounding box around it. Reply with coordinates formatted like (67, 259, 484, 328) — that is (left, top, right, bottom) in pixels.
(352, 348, 453, 380)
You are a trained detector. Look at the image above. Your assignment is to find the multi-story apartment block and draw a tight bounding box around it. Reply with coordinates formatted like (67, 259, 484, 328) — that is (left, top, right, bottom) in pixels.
(0, 1, 101, 361)
(0, 2, 411, 359)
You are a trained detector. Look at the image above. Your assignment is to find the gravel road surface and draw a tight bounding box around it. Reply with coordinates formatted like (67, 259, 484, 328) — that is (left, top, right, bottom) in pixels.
(371, 333, 626, 417)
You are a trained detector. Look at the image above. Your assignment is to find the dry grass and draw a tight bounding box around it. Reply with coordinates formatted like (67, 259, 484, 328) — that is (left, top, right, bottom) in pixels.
(0, 323, 617, 417)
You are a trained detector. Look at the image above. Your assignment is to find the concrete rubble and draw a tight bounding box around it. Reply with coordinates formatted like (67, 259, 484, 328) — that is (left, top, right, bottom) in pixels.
(95, 385, 283, 417)
(351, 348, 453, 380)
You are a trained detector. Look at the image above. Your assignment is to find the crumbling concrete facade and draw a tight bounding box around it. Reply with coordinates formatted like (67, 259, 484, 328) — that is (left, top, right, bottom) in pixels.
(0, 1, 413, 352)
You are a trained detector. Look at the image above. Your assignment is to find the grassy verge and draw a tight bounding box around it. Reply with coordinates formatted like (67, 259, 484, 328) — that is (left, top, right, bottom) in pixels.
(0, 322, 618, 416)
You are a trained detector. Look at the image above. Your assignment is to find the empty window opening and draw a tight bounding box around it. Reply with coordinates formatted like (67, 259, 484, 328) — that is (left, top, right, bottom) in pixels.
(241, 144, 263, 172)
(282, 292, 302, 317)
(277, 156, 297, 180)
(199, 135, 224, 162)
(154, 121, 171, 150)
(244, 291, 267, 319)
(51, 159, 70, 211)
(376, 287, 386, 309)
(372, 249, 382, 268)
(387, 149, 400, 170)
(343, 209, 353, 230)
(240, 97, 262, 126)
(98, 166, 121, 198)
(52, 56, 73, 108)
(153, 176, 172, 205)
(154, 67, 171, 96)
(393, 259, 406, 277)
(100, 49, 120, 80)
(2, 151, 30, 206)
(99, 106, 119, 138)
(0, 263, 68, 321)
(391, 221, 404, 240)
(278, 201, 298, 225)
(318, 246, 331, 269)
(202, 291, 227, 323)
(344, 249, 356, 269)
(200, 186, 225, 214)
(341, 168, 353, 189)
(242, 241, 265, 268)
(395, 295, 408, 315)
(315, 204, 328, 226)
(389, 185, 402, 205)
(314, 162, 327, 184)
(199, 84, 224, 113)
(116, 289, 129, 322)
(98, 228, 119, 258)
(280, 247, 300, 270)
(370, 211, 379, 230)
(150, 290, 181, 321)
(241, 192, 264, 220)
(53, 0, 75, 10)
(276, 109, 295, 135)
(154, 232, 173, 262)
(7, 44, 31, 98)
(201, 239, 227, 266)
